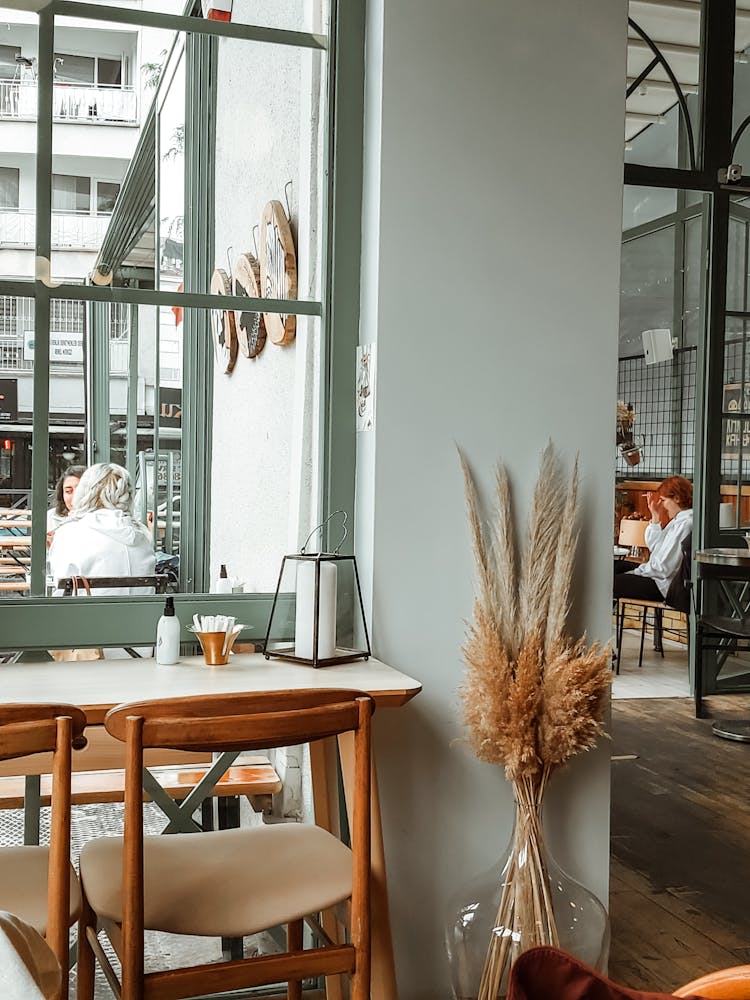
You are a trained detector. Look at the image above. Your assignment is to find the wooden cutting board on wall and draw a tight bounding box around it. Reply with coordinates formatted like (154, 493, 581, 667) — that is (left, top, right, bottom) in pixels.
(260, 199, 297, 346)
(232, 252, 267, 359)
(210, 267, 238, 374)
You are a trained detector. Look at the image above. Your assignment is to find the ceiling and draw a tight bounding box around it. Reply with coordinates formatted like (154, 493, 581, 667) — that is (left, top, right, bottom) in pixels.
(626, 0, 750, 144)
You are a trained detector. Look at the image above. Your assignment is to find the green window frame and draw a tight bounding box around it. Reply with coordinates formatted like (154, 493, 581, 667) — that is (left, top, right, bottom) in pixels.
(0, 0, 365, 652)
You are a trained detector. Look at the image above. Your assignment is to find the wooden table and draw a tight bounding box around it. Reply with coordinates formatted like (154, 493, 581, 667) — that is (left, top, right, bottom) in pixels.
(0, 653, 422, 1000)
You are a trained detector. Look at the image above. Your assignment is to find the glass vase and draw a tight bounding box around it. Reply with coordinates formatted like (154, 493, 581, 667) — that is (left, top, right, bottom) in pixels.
(445, 802, 610, 1000)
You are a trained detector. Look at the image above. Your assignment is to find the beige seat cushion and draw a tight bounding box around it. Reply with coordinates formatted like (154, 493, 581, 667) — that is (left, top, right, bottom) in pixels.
(80, 823, 353, 937)
(0, 847, 81, 934)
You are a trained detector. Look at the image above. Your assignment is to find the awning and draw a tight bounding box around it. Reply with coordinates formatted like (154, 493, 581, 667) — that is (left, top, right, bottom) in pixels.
(91, 107, 156, 285)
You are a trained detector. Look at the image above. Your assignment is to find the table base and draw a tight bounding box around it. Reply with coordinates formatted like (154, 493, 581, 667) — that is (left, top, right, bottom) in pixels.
(712, 719, 750, 742)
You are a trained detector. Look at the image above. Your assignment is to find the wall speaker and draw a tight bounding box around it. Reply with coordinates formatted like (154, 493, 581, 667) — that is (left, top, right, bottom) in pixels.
(642, 329, 674, 365)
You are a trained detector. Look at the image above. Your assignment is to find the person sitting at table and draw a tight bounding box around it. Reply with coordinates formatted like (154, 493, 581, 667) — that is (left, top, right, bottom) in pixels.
(613, 475, 692, 602)
(46, 464, 86, 548)
(49, 462, 155, 597)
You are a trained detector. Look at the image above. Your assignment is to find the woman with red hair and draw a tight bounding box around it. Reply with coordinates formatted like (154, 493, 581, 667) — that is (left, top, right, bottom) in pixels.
(614, 475, 692, 601)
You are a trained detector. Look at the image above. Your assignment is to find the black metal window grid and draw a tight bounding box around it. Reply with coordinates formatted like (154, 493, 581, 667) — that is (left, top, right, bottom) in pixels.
(616, 346, 696, 479)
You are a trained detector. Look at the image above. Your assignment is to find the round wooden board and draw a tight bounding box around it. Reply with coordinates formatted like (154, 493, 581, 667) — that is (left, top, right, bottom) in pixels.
(259, 199, 297, 345)
(232, 252, 267, 359)
(210, 267, 238, 374)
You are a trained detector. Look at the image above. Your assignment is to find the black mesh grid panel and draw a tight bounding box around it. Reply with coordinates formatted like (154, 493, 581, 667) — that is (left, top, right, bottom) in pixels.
(616, 346, 696, 479)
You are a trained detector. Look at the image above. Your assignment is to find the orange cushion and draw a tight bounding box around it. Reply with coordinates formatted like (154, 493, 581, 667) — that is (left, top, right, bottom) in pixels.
(507, 947, 707, 1000)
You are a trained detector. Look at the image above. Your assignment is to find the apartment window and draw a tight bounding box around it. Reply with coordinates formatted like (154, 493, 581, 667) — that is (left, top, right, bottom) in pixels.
(54, 53, 123, 88)
(0, 296, 17, 337)
(54, 53, 94, 85)
(97, 58, 122, 88)
(96, 181, 120, 215)
(0, 45, 21, 81)
(52, 174, 90, 214)
(0, 168, 19, 210)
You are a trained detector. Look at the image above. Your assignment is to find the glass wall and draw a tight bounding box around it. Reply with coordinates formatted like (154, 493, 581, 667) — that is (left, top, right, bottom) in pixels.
(616, 189, 707, 482)
(0, 0, 346, 646)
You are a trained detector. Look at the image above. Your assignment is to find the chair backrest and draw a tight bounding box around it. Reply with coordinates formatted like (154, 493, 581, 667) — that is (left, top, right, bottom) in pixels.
(105, 689, 374, 992)
(0, 705, 87, 986)
(665, 533, 692, 613)
(57, 575, 169, 596)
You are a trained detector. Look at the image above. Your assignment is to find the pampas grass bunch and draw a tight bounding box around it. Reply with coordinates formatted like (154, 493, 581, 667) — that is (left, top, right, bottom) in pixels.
(458, 444, 610, 1000)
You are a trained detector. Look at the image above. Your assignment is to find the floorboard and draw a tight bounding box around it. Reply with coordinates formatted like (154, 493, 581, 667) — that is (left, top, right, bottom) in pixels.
(610, 693, 750, 992)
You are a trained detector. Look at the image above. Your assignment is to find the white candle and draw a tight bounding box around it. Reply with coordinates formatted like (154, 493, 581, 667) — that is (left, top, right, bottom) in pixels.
(295, 560, 337, 660)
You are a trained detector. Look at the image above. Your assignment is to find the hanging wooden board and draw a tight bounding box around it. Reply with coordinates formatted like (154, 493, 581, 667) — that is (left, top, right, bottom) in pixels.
(232, 252, 267, 359)
(210, 267, 238, 375)
(259, 199, 297, 345)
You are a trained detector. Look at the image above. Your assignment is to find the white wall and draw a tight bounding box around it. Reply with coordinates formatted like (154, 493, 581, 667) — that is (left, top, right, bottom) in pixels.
(210, 0, 324, 593)
(357, 1, 627, 995)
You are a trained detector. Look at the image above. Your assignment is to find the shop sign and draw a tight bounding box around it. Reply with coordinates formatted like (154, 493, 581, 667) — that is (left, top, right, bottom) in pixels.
(0, 379, 17, 422)
(723, 382, 750, 458)
(160, 388, 182, 428)
(23, 330, 84, 364)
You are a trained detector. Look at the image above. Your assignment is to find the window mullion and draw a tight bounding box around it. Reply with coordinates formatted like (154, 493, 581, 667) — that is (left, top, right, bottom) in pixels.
(29, 8, 55, 597)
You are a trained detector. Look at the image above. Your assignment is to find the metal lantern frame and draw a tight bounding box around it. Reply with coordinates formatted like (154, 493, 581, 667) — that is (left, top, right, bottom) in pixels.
(263, 513, 371, 668)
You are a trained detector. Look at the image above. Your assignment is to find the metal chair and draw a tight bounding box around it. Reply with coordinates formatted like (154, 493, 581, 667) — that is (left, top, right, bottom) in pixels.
(77, 689, 374, 1000)
(693, 549, 750, 718)
(614, 536, 692, 675)
(0, 704, 87, 1000)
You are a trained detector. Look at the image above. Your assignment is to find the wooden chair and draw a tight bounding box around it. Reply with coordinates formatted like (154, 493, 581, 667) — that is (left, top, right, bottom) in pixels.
(77, 689, 374, 1000)
(0, 703, 87, 1000)
(674, 964, 750, 997)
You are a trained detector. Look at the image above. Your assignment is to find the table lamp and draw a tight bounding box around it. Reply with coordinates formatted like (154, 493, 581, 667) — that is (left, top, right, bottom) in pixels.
(263, 511, 371, 668)
(618, 518, 648, 558)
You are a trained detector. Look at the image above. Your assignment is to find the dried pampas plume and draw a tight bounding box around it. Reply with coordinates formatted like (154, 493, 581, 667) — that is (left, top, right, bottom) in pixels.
(458, 443, 610, 784)
(457, 444, 610, 999)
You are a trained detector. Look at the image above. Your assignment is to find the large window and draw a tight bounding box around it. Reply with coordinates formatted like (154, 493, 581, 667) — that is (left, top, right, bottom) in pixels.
(0, 167, 19, 210)
(0, 0, 363, 652)
(51, 174, 90, 214)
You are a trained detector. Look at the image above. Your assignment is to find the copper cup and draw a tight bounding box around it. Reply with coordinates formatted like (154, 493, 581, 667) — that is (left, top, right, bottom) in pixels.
(195, 630, 239, 666)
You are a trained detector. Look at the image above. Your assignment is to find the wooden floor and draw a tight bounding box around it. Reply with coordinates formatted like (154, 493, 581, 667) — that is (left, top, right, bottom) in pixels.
(610, 693, 750, 992)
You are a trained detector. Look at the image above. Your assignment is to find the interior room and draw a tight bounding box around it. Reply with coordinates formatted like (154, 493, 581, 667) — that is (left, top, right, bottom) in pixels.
(3, 0, 750, 999)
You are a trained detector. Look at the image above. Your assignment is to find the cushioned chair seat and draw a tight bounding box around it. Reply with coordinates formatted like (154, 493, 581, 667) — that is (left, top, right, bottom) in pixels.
(80, 822, 352, 937)
(0, 847, 81, 935)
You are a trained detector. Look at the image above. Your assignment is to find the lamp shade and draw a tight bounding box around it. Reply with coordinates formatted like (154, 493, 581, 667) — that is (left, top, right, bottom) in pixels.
(618, 518, 648, 549)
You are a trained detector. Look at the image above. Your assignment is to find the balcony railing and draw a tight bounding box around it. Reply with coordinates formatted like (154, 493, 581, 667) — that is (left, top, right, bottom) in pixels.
(0, 210, 111, 250)
(0, 295, 131, 374)
(0, 80, 138, 125)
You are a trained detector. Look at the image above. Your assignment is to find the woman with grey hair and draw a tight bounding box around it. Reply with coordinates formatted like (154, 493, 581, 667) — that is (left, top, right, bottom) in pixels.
(49, 463, 155, 598)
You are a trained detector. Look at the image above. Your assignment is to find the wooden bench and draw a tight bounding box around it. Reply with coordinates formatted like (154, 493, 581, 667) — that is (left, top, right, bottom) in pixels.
(0, 757, 282, 815)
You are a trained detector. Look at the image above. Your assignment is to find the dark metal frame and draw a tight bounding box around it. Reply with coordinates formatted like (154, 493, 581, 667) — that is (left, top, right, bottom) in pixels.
(624, 0, 741, 698)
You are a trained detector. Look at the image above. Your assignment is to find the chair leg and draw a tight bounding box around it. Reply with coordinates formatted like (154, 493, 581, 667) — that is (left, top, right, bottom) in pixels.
(287, 919, 303, 1000)
(695, 623, 704, 718)
(615, 600, 624, 675)
(638, 607, 647, 669)
(654, 607, 664, 657)
(220, 796, 244, 962)
(76, 890, 96, 1000)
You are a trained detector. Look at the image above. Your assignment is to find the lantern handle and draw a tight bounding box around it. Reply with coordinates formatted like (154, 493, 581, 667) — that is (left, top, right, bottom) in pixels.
(301, 510, 348, 556)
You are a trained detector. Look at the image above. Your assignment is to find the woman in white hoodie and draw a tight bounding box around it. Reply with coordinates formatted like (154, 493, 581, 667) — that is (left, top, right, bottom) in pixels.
(49, 463, 155, 597)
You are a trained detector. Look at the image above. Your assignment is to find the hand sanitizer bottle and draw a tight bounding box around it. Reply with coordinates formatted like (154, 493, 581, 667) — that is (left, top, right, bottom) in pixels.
(214, 564, 232, 594)
(156, 595, 181, 665)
